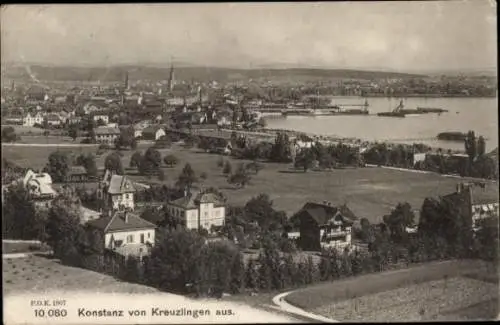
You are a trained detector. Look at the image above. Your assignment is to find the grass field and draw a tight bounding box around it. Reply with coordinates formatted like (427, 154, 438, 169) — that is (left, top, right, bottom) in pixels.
(2, 142, 498, 222)
(285, 259, 498, 322)
(2, 241, 51, 254)
(153, 146, 498, 221)
(2, 255, 161, 295)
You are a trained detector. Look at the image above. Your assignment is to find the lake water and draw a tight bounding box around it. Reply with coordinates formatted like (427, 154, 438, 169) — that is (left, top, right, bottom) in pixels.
(266, 97, 498, 151)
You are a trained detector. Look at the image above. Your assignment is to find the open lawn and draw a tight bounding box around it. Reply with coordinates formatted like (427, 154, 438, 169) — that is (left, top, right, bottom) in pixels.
(285, 259, 498, 322)
(153, 146, 499, 222)
(3, 142, 498, 222)
(2, 255, 161, 295)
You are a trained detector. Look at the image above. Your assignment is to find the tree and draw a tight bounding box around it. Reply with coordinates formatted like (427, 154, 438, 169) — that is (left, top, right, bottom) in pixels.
(46, 151, 71, 182)
(45, 194, 86, 266)
(96, 118, 107, 127)
(244, 194, 286, 231)
(176, 163, 197, 190)
(383, 202, 415, 244)
(68, 123, 79, 141)
(115, 126, 137, 150)
(104, 152, 124, 174)
(163, 154, 179, 168)
(223, 161, 232, 175)
(2, 183, 41, 240)
(154, 135, 172, 149)
(477, 136, 486, 157)
(359, 218, 375, 244)
(139, 147, 162, 176)
(146, 228, 206, 293)
(245, 259, 259, 290)
(228, 163, 252, 188)
(464, 130, 477, 172)
(130, 151, 143, 169)
(83, 116, 96, 141)
(294, 148, 315, 172)
(79, 153, 98, 178)
(229, 251, 245, 294)
(270, 132, 292, 163)
(2, 126, 18, 143)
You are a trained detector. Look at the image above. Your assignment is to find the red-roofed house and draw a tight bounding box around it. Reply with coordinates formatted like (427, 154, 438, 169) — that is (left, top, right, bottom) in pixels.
(87, 211, 156, 257)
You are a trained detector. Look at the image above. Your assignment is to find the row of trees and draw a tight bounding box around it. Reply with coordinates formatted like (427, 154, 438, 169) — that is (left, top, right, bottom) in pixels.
(363, 131, 497, 180)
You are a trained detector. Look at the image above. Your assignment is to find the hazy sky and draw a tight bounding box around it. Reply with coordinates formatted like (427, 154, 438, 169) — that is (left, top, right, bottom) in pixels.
(1, 2, 497, 72)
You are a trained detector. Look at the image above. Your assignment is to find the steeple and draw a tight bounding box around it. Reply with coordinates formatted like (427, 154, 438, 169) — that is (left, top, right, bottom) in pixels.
(124, 71, 129, 90)
(167, 59, 175, 92)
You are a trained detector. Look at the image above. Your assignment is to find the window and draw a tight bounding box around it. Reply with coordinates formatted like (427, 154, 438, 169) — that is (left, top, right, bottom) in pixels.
(126, 235, 134, 243)
(140, 234, 145, 244)
(147, 232, 151, 238)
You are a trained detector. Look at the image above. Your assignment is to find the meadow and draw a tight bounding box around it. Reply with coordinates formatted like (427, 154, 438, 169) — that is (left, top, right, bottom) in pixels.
(285, 259, 498, 322)
(3, 141, 498, 222)
(2, 255, 161, 295)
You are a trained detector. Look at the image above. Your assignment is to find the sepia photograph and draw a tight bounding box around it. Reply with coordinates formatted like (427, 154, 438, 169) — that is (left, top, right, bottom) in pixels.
(1, 2, 498, 324)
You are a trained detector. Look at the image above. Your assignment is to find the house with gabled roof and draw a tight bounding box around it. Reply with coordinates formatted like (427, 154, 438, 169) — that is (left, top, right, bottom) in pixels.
(87, 210, 156, 257)
(141, 125, 166, 141)
(94, 127, 121, 144)
(289, 201, 357, 251)
(165, 190, 226, 232)
(20, 169, 58, 209)
(97, 170, 137, 211)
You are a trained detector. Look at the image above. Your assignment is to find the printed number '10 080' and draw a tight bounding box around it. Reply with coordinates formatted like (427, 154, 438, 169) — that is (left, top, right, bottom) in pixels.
(34, 309, 68, 317)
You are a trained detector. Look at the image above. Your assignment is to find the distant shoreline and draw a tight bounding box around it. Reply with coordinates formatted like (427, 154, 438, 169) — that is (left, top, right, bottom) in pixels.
(361, 94, 497, 98)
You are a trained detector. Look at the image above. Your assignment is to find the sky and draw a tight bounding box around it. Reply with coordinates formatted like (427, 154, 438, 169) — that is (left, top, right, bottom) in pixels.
(1, 2, 497, 72)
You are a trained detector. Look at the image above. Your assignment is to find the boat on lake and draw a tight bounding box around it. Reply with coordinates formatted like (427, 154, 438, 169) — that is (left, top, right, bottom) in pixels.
(416, 107, 449, 113)
(377, 100, 406, 118)
(437, 132, 467, 141)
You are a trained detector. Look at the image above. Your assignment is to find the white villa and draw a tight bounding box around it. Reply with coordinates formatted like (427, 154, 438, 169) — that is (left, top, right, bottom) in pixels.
(165, 190, 226, 232)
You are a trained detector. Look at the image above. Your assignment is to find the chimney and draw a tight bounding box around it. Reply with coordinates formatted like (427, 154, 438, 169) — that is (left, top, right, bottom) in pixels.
(327, 202, 332, 206)
(323, 200, 327, 205)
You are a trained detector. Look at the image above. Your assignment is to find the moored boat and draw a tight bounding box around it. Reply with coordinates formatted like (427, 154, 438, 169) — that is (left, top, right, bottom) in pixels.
(417, 107, 449, 113)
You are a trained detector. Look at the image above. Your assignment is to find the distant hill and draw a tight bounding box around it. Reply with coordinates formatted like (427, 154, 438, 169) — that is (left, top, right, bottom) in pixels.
(1, 64, 426, 83)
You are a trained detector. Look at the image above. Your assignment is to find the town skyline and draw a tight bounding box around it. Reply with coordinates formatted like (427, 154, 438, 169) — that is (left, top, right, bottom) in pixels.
(1, 2, 497, 73)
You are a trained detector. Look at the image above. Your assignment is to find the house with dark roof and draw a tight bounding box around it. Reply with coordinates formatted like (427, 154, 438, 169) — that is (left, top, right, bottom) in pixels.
(442, 182, 499, 232)
(97, 170, 137, 211)
(165, 190, 226, 232)
(141, 126, 166, 141)
(67, 166, 90, 183)
(87, 211, 156, 257)
(289, 201, 357, 251)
